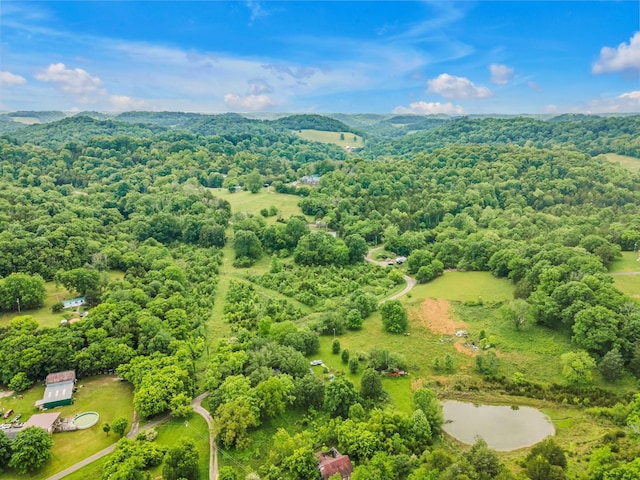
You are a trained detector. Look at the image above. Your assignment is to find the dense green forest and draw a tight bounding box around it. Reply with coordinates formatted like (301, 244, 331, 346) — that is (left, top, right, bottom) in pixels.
(0, 112, 639, 479)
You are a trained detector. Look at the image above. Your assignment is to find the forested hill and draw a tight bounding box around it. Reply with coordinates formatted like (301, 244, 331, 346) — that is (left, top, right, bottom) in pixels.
(2, 116, 167, 149)
(271, 114, 357, 133)
(1, 112, 359, 148)
(365, 115, 640, 157)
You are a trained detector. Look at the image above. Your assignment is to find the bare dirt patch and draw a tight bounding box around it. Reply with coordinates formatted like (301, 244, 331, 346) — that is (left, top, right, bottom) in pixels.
(454, 342, 476, 357)
(413, 298, 467, 335)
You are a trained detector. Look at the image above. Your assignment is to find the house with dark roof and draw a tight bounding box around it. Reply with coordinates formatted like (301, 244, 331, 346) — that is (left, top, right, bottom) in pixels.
(317, 447, 353, 480)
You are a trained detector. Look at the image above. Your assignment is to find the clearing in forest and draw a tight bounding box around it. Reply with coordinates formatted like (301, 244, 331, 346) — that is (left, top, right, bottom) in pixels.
(409, 271, 514, 303)
(294, 129, 364, 147)
(600, 153, 640, 173)
(211, 189, 308, 221)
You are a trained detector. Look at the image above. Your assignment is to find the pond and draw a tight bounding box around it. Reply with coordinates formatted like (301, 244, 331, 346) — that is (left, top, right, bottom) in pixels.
(441, 400, 555, 451)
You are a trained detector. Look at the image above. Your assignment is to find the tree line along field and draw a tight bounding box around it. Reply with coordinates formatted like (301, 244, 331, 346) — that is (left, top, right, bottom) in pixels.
(0, 112, 639, 479)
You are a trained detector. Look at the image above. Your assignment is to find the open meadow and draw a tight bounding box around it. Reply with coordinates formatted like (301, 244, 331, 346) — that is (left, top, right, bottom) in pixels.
(600, 153, 640, 173)
(609, 251, 640, 272)
(613, 274, 640, 299)
(408, 270, 515, 303)
(209, 189, 309, 222)
(609, 251, 640, 298)
(294, 129, 364, 147)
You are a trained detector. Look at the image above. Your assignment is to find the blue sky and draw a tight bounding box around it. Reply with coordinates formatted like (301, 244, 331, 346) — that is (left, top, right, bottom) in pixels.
(1, 1, 639, 114)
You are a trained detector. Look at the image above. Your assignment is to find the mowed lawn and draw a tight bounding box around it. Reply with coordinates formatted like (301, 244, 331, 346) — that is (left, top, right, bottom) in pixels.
(609, 251, 640, 298)
(609, 251, 640, 273)
(613, 274, 640, 299)
(0, 375, 133, 480)
(408, 271, 515, 303)
(600, 153, 640, 173)
(210, 189, 309, 221)
(294, 129, 364, 147)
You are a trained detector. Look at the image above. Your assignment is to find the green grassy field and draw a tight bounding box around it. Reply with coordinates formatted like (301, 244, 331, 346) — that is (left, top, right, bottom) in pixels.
(609, 251, 640, 273)
(294, 129, 364, 147)
(210, 189, 309, 221)
(613, 274, 640, 299)
(409, 271, 515, 303)
(63, 456, 107, 480)
(9, 117, 40, 125)
(609, 252, 640, 298)
(600, 153, 640, 173)
(0, 375, 133, 480)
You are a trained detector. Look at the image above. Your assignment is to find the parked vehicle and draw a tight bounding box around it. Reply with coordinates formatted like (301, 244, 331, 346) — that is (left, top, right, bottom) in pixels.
(3, 409, 13, 419)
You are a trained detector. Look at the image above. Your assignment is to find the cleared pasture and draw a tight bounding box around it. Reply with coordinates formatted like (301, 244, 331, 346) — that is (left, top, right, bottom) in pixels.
(613, 274, 640, 299)
(294, 129, 364, 147)
(210, 189, 309, 222)
(9, 117, 40, 125)
(600, 153, 640, 173)
(608, 250, 640, 273)
(408, 271, 515, 303)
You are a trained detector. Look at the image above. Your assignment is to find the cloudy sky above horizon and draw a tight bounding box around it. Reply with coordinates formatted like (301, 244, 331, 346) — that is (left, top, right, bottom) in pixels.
(1, 1, 639, 114)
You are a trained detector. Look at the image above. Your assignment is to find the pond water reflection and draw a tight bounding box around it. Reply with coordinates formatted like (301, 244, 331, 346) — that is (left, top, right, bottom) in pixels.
(441, 400, 555, 451)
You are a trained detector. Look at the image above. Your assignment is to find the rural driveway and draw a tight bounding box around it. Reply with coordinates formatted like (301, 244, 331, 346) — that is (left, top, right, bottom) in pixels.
(193, 392, 218, 480)
(609, 270, 640, 276)
(365, 247, 417, 304)
(47, 394, 216, 480)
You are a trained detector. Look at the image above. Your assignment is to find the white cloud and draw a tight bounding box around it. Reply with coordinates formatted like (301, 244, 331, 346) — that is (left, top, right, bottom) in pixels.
(392, 101, 464, 115)
(0, 71, 27, 86)
(427, 74, 492, 100)
(527, 81, 542, 92)
(246, 1, 269, 22)
(224, 93, 276, 111)
(489, 64, 514, 85)
(592, 32, 640, 74)
(35, 63, 103, 94)
(587, 91, 640, 113)
(543, 91, 640, 114)
(248, 79, 273, 95)
(109, 95, 147, 111)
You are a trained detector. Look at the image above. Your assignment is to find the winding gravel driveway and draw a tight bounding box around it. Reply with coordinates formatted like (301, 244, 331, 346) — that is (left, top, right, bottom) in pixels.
(47, 394, 218, 480)
(192, 392, 218, 480)
(365, 247, 417, 304)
